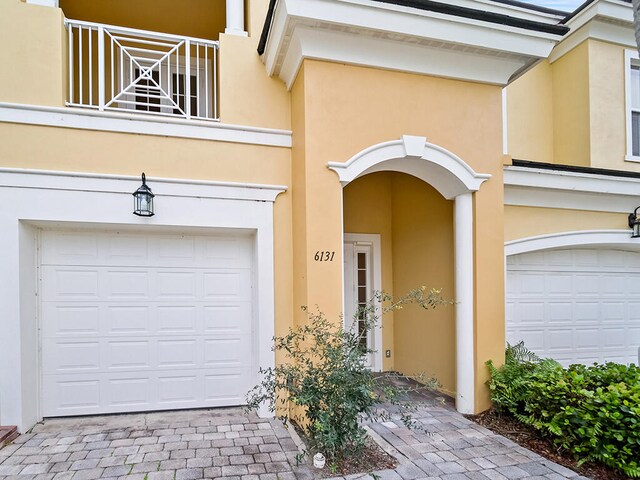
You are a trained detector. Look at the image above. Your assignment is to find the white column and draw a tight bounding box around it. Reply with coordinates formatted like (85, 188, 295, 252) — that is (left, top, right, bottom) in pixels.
(225, 0, 248, 37)
(454, 192, 475, 414)
(26, 0, 59, 6)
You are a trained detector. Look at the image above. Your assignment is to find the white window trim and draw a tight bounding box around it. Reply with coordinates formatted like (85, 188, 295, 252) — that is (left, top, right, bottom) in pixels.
(624, 48, 640, 162)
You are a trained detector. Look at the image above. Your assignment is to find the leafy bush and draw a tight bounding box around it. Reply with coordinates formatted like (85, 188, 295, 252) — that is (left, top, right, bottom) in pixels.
(487, 343, 640, 477)
(246, 288, 448, 463)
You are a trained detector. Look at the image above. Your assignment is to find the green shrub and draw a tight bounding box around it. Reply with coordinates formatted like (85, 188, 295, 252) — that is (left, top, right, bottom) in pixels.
(246, 288, 448, 462)
(487, 343, 640, 477)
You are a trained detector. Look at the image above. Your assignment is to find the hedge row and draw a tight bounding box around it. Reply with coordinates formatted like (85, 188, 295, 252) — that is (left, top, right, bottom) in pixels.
(487, 343, 640, 478)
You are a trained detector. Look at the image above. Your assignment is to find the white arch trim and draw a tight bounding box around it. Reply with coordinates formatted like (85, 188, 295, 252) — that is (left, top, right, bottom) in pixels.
(505, 230, 640, 256)
(327, 135, 491, 199)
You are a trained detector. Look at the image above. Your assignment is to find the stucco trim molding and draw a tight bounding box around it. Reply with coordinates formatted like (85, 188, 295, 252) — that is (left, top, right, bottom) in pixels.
(505, 229, 639, 256)
(549, 0, 633, 63)
(328, 135, 491, 199)
(0, 168, 287, 203)
(262, 0, 563, 89)
(0, 103, 292, 148)
(504, 165, 640, 213)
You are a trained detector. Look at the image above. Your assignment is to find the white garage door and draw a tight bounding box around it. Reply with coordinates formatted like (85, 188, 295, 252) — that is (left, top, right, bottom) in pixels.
(41, 230, 254, 417)
(506, 248, 640, 366)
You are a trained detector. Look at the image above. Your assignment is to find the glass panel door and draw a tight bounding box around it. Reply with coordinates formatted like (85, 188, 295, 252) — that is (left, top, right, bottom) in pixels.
(344, 242, 373, 367)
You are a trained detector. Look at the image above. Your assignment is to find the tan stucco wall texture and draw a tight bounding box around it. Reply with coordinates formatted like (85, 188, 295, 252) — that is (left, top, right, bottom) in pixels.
(14, 0, 640, 412)
(507, 37, 640, 173)
(292, 60, 505, 411)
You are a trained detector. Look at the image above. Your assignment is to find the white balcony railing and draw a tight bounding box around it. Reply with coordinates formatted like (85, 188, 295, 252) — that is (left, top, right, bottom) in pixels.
(66, 19, 219, 121)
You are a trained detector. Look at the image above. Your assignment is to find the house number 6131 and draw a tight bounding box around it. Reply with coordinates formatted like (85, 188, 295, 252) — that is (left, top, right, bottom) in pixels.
(314, 251, 335, 262)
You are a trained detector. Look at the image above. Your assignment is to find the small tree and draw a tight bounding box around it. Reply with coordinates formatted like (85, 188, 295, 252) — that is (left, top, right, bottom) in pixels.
(246, 287, 450, 463)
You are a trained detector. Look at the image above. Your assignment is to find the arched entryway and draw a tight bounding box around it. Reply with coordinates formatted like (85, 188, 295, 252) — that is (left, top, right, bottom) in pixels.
(329, 135, 490, 414)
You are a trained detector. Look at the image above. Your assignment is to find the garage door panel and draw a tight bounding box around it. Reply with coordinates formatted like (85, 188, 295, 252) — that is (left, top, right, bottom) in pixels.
(43, 267, 252, 302)
(507, 329, 545, 351)
(43, 376, 102, 415)
(204, 305, 251, 334)
(546, 274, 572, 295)
(41, 268, 100, 300)
(514, 303, 544, 323)
(507, 248, 640, 366)
(574, 302, 599, 322)
(40, 230, 255, 417)
(574, 274, 599, 294)
(204, 370, 252, 403)
(42, 340, 101, 374)
(156, 306, 198, 333)
(43, 303, 251, 339)
(106, 306, 150, 334)
(106, 376, 151, 408)
(518, 273, 545, 296)
(575, 329, 599, 349)
(106, 270, 151, 299)
(602, 302, 625, 320)
(204, 338, 252, 368)
(602, 275, 626, 295)
(107, 340, 151, 370)
(40, 305, 101, 337)
(42, 232, 253, 268)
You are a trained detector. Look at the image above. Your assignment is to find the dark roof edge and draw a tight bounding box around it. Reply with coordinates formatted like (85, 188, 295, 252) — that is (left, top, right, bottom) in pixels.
(511, 159, 640, 179)
(560, 0, 596, 24)
(370, 0, 569, 35)
(488, 0, 568, 16)
(560, 0, 631, 24)
(257, 0, 569, 55)
(257, 0, 277, 56)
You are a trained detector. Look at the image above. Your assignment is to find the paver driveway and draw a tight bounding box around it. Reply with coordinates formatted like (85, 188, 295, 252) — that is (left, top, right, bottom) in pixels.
(0, 401, 588, 480)
(0, 408, 301, 480)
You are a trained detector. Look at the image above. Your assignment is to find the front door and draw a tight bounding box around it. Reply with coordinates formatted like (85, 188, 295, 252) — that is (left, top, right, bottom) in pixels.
(343, 234, 382, 370)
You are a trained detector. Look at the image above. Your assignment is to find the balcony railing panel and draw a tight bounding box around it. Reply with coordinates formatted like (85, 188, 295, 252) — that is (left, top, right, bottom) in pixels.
(66, 19, 219, 121)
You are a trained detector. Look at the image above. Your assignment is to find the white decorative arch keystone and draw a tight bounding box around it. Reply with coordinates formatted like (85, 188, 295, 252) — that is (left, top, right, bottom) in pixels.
(327, 135, 491, 199)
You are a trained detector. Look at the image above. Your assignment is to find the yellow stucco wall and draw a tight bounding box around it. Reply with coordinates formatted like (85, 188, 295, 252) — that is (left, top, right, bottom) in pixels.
(0, 0, 290, 130)
(0, 0, 66, 106)
(59, 0, 226, 41)
(587, 40, 640, 173)
(0, 122, 296, 375)
(390, 174, 456, 395)
(343, 172, 396, 372)
(507, 38, 640, 173)
(504, 205, 628, 241)
(507, 61, 554, 164)
(218, 0, 290, 129)
(293, 59, 505, 412)
(552, 41, 591, 167)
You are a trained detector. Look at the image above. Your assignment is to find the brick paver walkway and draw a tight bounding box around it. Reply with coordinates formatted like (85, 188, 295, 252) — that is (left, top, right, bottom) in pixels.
(0, 408, 300, 480)
(353, 402, 590, 480)
(0, 402, 590, 480)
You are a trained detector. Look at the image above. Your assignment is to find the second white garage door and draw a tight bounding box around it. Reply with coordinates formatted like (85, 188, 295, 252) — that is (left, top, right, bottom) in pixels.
(40, 230, 254, 417)
(506, 248, 640, 366)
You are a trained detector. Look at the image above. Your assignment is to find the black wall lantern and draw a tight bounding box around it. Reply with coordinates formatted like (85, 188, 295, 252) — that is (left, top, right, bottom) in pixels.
(629, 206, 640, 238)
(133, 173, 154, 217)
